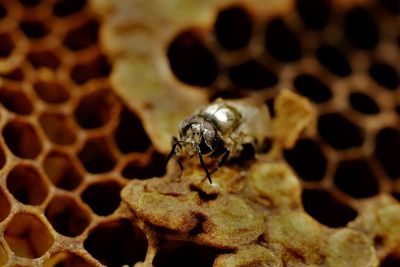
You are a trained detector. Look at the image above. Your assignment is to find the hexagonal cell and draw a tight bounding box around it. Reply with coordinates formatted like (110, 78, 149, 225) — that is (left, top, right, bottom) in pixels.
(78, 137, 116, 173)
(0, 33, 14, 58)
(334, 159, 379, 198)
(0, 188, 10, 222)
(3, 119, 42, 159)
(44, 252, 95, 267)
(265, 17, 301, 62)
(0, 86, 33, 115)
(0, 241, 7, 266)
(81, 180, 122, 216)
(84, 219, 147, 267)
(302, 189, 358, 228)
(19, 20, 50, 39)
(45, 196, 91, 237)
(6, 164, 48, 205)
(316, 45, 351, 77)
(318, 113, 363, 150)
(375, 127, 400, 179)
(4, 213, 54, 259)
(43, 151, 83, 190)
(214, 6, 252, 51)
(63, 19, 98, 51)
(349, 92, 380, 115)
(295, 0, 331, 30)
(167, 30, 218, 87)
(293, 74, 332, 103)
(369, 63, 399, 90)
(284, 138, 327, 182)
(70, 54, 111, 84)
(114, 107, 151, 154)
(33, 80, 69, 104)
(53, 0, 87, 17)
(39, 112, 76, 145)
(27, 50, 61, 69)
(122, 152, 166, 179)
(74, 89, 117, 129)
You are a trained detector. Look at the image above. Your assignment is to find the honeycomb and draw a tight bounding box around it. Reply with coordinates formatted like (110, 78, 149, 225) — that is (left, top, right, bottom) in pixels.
(0, 0, 399, 266)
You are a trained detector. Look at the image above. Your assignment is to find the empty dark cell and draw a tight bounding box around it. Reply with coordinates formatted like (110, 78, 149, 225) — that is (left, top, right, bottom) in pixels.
(70, 55, 111, 84)
(375, 127, 400, 179)
(228, 60, 277, 89)
(0, 87, 33, 115)
(64, 19, 98, 51)
(78, 138, 116, 174)
(214, 6, 252, 50)
(81, 181, 121, 216)
(334, 159, 379, 198)
(19, 0, 40, 6)
(296, 0, 331, 30)
(265, 18, 301, 62)
(302, 189, 358, 227)
(379, 0, 400, 15)
(33, 81, 69, 104)
(318, 113, 363, 150)
(344, 7, 379, 49)
(84, 219, 147, 267)
(19, 21, 49, 39)
(53, 0, 87, 17)
(0, 33, 14, 57)
(27, 51, 60, 69)
(293, 74, 332, 103)
(381, 254, 400, 267)
(284, 139, 327, 181)
(392, 192, 400, 202)
(122, 152, 166, 179)
(0, 3, 7, 19)
(167, 31, 218, 87)
(349, 92, 380, 114)
(369, 63, 399, 90)
(316, 45, 351, 77)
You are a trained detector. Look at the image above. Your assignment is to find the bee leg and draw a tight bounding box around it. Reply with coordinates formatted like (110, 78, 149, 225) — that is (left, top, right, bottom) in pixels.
(210, 148, 230, 175)
(166, 137, 184, 177)
(198, 152, 212, 184)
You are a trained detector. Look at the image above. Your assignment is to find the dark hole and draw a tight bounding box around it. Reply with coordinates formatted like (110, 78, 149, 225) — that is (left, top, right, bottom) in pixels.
(381, 254, 400, 267)
(265, 18, 301, 62)
(302, 189, 358, 227)
(375, 127, 400, 179)
(0, 68, 24, 81)
(190, 185, 218, 201)
(19, 20, 50, 39)
(27, 51, 60, 69)
(344, 6, 379, 49)
(33, 81, 69, 104)
(45, 196, 90, 237)
(379, 0, 400, 15)
(318, 113, 363, 150)
(284, 139, 327, 181)
(369, 63, 399, 90)
(81, 181, 121, 216)
(0, 87, 33, 115)
(78, 137, 116, 174)
(214, 6, 252, 50)
(295, 0, 331, 30)
(316, 45, 352, 77)
(0, 33, 14, 57)
(262, 138, 273, 153)
(70, 55, 111, 84)
(228, 59, 278, 89)
(392, 192, 400, 202)
(334, 159, 379, 198)
(293, 74, 332, 103)
(53, 0, 87, 17)
(63, 19, 98, 51)
(84, 219, 147, 267)
(122, 152, 166, 179)
(167, 30, 218, 87)
(0, 3, 7, 19)
(349, 92, 380, 114)
(114, 107, 151, 154)
(39, 113, 76, 145)
(230, 143, 255, 164)
(18, 0, 40, 6)
(209, 90, 242, 101)
(188, 215, 207, 236)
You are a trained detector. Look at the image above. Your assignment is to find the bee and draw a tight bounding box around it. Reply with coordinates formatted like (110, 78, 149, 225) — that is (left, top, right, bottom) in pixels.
(167, 98, 271, 183)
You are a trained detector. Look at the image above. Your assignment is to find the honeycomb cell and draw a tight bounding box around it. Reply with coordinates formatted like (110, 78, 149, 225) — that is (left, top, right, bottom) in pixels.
(302, 189, 358, 228)
(39, 112, 77, 145)
(43, 252, 95, 267)
(284, 138, 327, 181)
(74, 89, 116, 129)
(295, 0, 331, 30)
(84, 219, 147, 267)
(344, 6, 379, 49)
(349, 92, 380, 115)
(78, 137, 116, 173)
(6, 164, 48, 205)
(228, 59, 278, 89)
(3, 119, 42, 158)
(334, 159, 379, 198)
(293, 73, 332, 103)
(379, 0, 400, 15)
(0, 33, 14, 57)
(33, 81, 69, 104)
(43, 151, 82, 190)
(53, 0, 87, 17)
(122, 152, 166, 179)
(0, 188, 10, 222)
(375, 127, 400, 179)
(316, 45, 352, 77)
(70, 54, 111, 84)
(369, 63, 399, 90)
(265, 18, 301, 62)
(0, 86, 33, 115)
(4, 213, 54, 258)
(63, 19, 98, 51)
(81, 180, 122, 216)
(114, 107, 151, 154)
(27, 51, 61, 69)
(214, 6, 252, 51)
(318, 113, 363, 150)
(19, 20, 50, 39)
(167, 30, 218, 87)
(45, 196, 91, 237)
(18, 0, 40, 7)
(0, 67, 24, 81)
